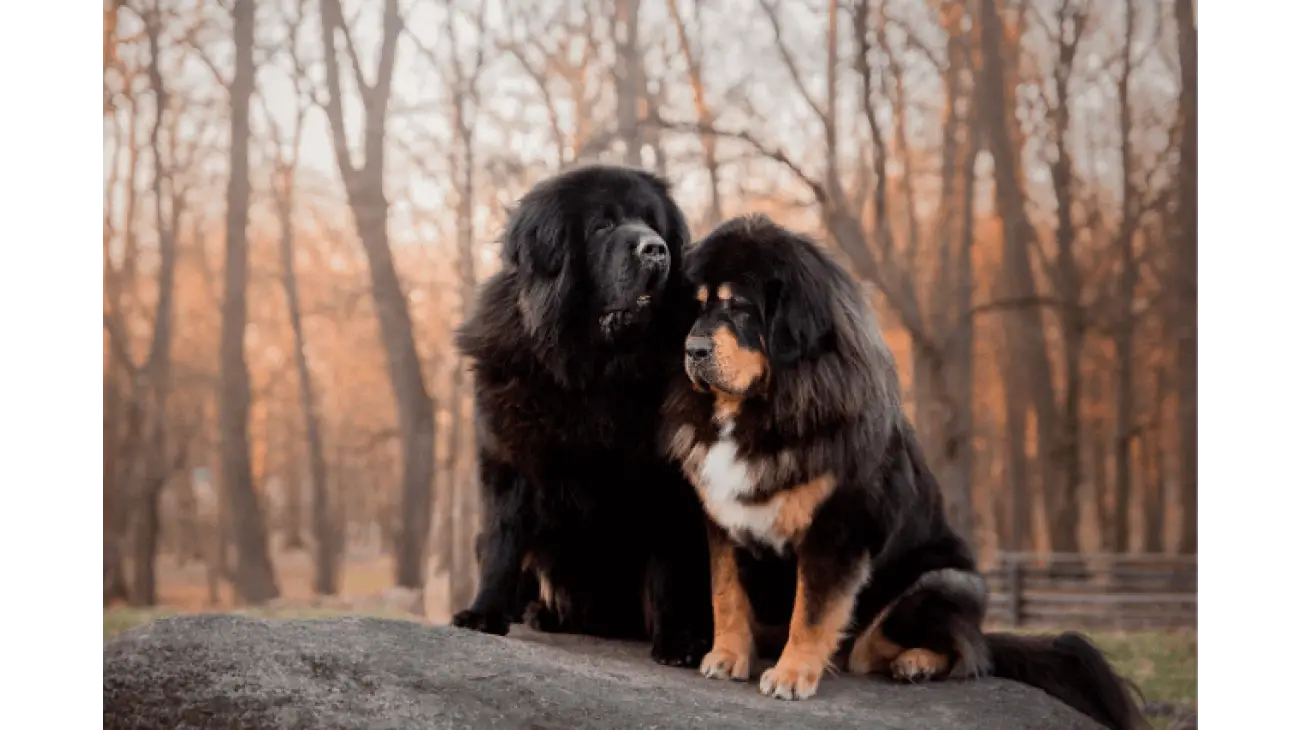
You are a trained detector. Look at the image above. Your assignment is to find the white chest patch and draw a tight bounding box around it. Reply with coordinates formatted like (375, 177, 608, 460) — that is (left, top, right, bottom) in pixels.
(696, 421, 787, 550)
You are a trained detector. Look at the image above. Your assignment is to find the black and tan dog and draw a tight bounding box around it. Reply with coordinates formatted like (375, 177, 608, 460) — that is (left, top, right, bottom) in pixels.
(659, 214, 1146, 730)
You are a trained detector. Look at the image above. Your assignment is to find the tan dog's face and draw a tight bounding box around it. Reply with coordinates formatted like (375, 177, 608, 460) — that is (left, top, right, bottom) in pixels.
(684, 283, 769, 397)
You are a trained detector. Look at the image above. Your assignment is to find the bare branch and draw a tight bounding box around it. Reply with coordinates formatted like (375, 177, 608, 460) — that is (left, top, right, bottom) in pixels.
(757, 0, 831, 128)
(648, 114, 827, 204)
(318, 0, 358, 179)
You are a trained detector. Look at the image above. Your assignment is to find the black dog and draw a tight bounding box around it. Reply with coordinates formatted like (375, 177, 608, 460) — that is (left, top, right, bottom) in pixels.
(659, 214, 1147, 728)
(452, 164, 713, 667)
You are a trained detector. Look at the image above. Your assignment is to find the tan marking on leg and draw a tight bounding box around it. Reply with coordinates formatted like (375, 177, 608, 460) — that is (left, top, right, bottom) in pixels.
(522, 551, 562, 614)
(759, 567, 858, 700)
(536, 572, 555, 610)
(772, 474, 836, 542)
(520, 552, 548, 607)
(890, 648, 949, 682)
(699, 529, 754, 681)
(847, 600, 950, 682)
(847, 602, 902, 675)
(711, 325, 767, 394)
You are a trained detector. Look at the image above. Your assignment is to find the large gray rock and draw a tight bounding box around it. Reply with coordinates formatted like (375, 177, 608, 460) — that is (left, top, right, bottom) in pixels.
(104, 614, 1103, 730)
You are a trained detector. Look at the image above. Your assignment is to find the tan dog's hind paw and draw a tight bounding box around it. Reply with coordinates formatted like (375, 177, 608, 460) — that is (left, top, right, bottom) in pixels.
(699, 647, 751, 681)
(758, 656, 824, 700)
(889, 648, 948, 683)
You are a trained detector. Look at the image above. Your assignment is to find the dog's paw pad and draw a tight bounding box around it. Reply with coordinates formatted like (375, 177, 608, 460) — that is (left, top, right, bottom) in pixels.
(699, 648, 751, 681)
(889, 648, 947, 683)
(522, 601, 562, 633)
(451, 609, 509, 636)
(758, 659, 822, 700)
(652, 628, 711, 668)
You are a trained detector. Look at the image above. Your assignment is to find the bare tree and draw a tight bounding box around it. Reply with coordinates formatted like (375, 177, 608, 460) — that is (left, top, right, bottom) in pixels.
(407, 0, 491, 612)
(319, 0, 437, 588)
(1141, 359, 1167, 552)
(498, 0, 615, 165)
(218, 0, 280, 604)
(1173, 0, 1197, 555)
(614, 0, 645, 167)
(668, 0, 723, 228)
(103, 67, 142, 604)
(266, 0, 337, 595)
(1111, 0, 1138, 554)
(1044, 0, 1087, 556)
(116, 2, 185, 605)
(977, 0, 1079, 553)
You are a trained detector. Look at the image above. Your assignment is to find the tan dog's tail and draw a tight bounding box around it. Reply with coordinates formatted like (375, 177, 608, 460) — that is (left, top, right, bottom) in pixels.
(986, 631, 1149, 730)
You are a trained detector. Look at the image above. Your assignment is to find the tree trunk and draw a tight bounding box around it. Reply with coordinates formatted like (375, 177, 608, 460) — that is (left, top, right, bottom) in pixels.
(369, 240, 435, 589)
(320, 0, 436, 588)
(131, 483, 162, 606)
(104, 100, 141, 607)
(947, 87, 978, 551)
(667, 0, 722, 228)
(221, 0, 279, 605)
(1113, 328, 1135, 554)
(447, 72, 478, 610)
(1174, 0, 1197, 555)
(274, 136, 336, 595)
(452, 437, 478, 611)
(208, 450, 229, 606)
(1047, 0, 1084, 557)
(614, 0, 644, 167)
(434, 382, 461, 579)
(1111, 0, 1139, 555)
(1142, 365, 1167, 553)
(127, 10, 182, 607)
(978, 0, 1073, 552)
(1001, 337, 1032, 552)
(104, 372, 129, 605)
(282, 449, 305, 551)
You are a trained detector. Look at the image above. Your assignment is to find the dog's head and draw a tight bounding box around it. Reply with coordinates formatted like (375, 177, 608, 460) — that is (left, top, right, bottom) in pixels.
(503, 164, 690, 348)
(682, 214, 901, 432)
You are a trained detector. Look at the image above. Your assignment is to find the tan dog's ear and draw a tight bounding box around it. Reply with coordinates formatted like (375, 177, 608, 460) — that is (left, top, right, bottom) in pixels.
(765, 274, 832, 366)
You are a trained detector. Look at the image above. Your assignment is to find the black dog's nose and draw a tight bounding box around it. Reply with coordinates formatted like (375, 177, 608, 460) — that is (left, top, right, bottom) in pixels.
(686, 336, 712, 361)
(636, 237, 670, 267)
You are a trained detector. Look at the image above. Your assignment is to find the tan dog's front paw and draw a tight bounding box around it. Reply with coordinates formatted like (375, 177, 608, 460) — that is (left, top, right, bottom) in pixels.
(758, 656, 824, 700)
(889, 648, 948, 683)
(699, 647, 751, 681)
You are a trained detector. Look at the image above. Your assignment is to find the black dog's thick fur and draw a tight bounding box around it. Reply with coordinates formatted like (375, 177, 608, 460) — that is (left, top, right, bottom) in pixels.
(452, 165, 713, 667)
(659, 214, 1146, 728)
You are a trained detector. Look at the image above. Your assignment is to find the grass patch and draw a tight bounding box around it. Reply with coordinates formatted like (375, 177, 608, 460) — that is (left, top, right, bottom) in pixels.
(990, 626, 1196, 710)
(1089, 629, 1197, 708)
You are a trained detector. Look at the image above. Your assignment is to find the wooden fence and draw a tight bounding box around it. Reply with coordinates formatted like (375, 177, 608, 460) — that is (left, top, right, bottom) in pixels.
(984, 552, 1197, 630)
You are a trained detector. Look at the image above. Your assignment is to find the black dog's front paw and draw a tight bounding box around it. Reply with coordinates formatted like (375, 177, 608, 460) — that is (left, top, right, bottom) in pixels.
(451, 608, 510, 636)
(651, 622, 712, 668)
(523, 600, 564, 633)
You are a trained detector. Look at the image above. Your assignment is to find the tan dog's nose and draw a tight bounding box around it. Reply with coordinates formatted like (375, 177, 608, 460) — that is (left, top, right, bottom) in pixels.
(686, 336, 713, 362)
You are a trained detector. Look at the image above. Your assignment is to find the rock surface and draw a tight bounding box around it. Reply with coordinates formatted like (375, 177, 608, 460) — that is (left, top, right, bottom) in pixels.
(104, 613, 1103, 730)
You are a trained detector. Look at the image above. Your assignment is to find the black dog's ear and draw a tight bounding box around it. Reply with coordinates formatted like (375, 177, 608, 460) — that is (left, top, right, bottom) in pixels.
(502, 203, 567, 279)
(502, 200, 574, 344)
(765, 273, 833, 366)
